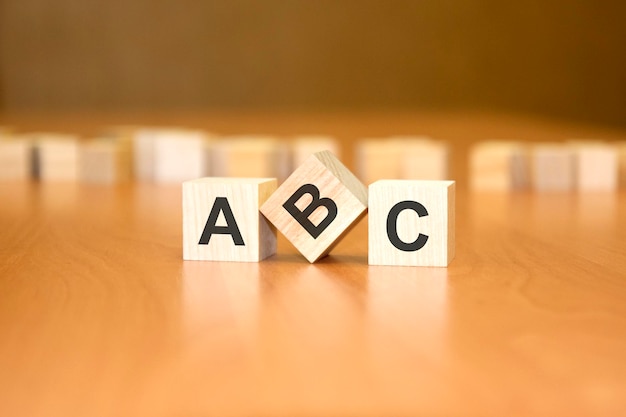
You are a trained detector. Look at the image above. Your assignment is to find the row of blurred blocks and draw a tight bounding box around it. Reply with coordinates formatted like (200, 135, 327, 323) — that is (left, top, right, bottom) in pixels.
(1, 126, 625, 191)
(470, 141, 626, 192)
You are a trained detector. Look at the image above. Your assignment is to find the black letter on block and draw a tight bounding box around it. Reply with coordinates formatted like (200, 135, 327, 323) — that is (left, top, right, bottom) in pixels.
(387, 201, 429, 251)
(198, 197, 245, 246)
(283, 184, 338, 239)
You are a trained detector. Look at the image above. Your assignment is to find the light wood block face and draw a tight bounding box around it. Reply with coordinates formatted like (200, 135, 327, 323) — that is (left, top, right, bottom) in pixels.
(402, 139, 449, 181)
(80, 140, 131, 184)
(183, 178, 277, 262)
(152, 130, 210, 183)
(0, 140, 31, 180)
(132, 128, 158, 181)
(260, 150, 368, 263)
(470, 141, 529, 190)
(573, 143, 618, 191)
(532, 144, 575, 192)
(212, 136, 289, 182)
(368, 180, 455, 267)
(37, 136, 80, 182)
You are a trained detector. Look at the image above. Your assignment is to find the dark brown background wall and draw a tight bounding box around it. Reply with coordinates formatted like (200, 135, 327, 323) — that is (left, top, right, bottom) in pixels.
(1, 1, 625, 126)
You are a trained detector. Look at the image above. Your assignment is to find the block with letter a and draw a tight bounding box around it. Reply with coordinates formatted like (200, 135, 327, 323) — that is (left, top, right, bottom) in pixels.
(183, 178, 277, 262)
(260, 150, 368, 263)
(368, 180, 455, 267)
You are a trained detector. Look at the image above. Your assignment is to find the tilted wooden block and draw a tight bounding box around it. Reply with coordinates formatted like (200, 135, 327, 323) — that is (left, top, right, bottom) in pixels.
(531, 143, 575, 192)
(470, 141, 530, 191)
(80, 139, 132, 184)
(0, 139, 32, 180)
(36, 134, 80, 182)
(292, 135, 340, 168)
(368, 180, 455, 267)
(260, 150, 368, 263)
(571, 142, 618, 192)
(211, 136, 290, 182)
(183, 178, 277, 262)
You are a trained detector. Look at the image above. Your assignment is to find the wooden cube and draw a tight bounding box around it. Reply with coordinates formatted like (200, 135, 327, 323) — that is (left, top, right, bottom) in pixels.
(572, 142, 618, 191)
(470, 141, 530, 190)
(183, 177, 277, 262)
(400, 138, 449, 181)
(531, 143, 575, 192)
(37, 135, 80, 182)
(211, 136, 290, 182)
(368, 180, 455, 267)
(0, 139, 32, 180)
(153, 130, 211, 183)
(132, 128, 158, 181)
(80, 139, 132, 184)
(292, 135, 340, 167)
(260, 150, 368, 263)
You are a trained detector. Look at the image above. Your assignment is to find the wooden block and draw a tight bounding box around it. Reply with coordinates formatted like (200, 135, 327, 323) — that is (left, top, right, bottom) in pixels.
(37, 135, 80, 182)
(0, 139, 32, 180)
(292, 135, 340, 167)
(399, 137, 450, 181)
(368, 180, 455, 267)
(572, 142, 618, 191)
(152, 130, 211, 183)
(470, 141, 530, 190)
(183, 178, 277, 262)
(211, 136, 289, 182)
(531, 143, 575, 192)
(80, 139, 132, 184)
(260, 150, 367, 263)
(355, 138, 402, 185)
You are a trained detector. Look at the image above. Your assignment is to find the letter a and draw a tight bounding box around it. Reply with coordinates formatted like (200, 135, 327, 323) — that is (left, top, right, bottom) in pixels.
(282, 183, 338, 239)
(198, 197, 245, 246)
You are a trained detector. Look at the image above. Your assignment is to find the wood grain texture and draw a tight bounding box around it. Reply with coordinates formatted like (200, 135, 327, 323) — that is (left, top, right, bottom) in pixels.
(1, 111, 626, 417)
(182, 177, 277, 262)
(368, 180, 455, 266)
(260, 150, 367, 263)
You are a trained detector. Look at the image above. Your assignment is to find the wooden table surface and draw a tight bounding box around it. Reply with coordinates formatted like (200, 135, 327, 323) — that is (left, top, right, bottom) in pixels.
(1, 111, 626, 416)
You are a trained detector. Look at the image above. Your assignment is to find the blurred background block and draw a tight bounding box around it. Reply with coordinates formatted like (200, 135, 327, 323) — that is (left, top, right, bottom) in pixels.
(0, 138, 31, 180)
(36, 134, 80, 182)
(399, 137, 449, 181)
(211, 136, 289, 181)
(572, 142, 618, 192)
(80, 138, 132, 184)
(532, 143, 575, 192)
(292, 136, 340, 168)
(152, 129, 211, 184)
(470, 141, 529, 191)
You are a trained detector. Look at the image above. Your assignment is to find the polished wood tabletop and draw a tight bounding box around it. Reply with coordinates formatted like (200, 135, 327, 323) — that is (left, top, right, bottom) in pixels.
(1, 111, 626, 417)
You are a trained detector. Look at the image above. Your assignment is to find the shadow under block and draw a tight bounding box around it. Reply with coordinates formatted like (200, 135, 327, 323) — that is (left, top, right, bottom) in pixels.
(260, 150, 368, 263)
(0, 140, 31, 180)
(531, 144, 575, 192)
(37, 136, 80, 182)
(573, 143, 618, 191)
(470, 141, 529, 190)
(80, 140, 131, 184)
(183, 178, 277, 262)
(368, 180, 455, 267)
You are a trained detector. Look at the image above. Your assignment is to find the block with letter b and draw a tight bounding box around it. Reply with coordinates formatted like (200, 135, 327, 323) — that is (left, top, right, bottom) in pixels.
(183, 178, 277, 262)
(368, 180, 455, 267)
(260, 150, 368, 263)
